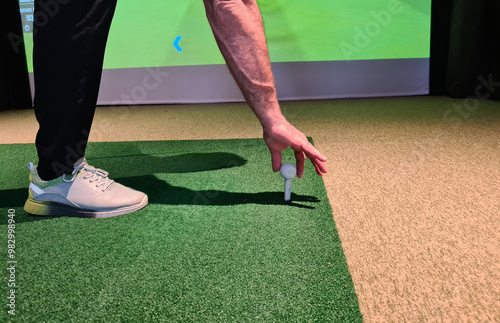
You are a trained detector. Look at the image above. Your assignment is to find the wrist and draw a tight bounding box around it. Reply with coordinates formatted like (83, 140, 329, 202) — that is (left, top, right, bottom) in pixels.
(255, 101, 286, 130)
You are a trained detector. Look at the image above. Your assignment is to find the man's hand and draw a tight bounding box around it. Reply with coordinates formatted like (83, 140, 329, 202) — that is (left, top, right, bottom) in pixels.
(263, 118, 327, 178)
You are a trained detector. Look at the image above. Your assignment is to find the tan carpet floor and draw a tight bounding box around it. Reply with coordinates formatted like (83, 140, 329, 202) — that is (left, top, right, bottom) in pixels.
(1, 96, 499, 322)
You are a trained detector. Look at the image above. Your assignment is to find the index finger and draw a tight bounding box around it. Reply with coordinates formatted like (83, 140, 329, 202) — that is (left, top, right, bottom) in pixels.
(270, 150, 282, 173)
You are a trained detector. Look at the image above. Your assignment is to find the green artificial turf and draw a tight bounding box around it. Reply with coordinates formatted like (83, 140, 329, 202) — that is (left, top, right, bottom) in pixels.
(0, 139, 362, 322)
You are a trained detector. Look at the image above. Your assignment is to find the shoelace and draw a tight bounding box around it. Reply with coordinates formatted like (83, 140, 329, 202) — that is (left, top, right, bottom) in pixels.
(63, 163, 114, 191)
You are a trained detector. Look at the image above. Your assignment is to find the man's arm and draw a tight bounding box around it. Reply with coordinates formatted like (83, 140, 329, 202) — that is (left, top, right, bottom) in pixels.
(203, 0, 327, 177)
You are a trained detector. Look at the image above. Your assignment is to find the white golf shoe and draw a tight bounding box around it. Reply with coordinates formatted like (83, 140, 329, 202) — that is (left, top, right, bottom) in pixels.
(24, 158, 148, 218)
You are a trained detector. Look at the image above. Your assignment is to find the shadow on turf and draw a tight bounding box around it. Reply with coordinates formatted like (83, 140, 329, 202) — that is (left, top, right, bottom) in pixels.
(87, 152, 248, 177)
(0, 149, 317, 222)
(0, 188, 44, 224)
(0, 175, 319, 223)
(118, 175, 319, 209)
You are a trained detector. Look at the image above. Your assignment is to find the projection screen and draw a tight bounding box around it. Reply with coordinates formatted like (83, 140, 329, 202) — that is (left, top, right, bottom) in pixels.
(18, 0, 432, 105)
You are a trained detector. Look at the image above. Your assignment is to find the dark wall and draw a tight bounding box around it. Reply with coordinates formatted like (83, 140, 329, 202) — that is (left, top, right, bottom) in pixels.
(430, 0, 500, 100)
(0, 0, 32, 111)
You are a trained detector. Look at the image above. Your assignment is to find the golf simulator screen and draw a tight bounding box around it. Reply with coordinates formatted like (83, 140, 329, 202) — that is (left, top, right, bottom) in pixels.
(19, 0, 432, 104)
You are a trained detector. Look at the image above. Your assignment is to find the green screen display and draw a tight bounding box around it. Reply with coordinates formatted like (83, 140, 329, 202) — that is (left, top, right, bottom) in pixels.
(21, 0, 431, 72)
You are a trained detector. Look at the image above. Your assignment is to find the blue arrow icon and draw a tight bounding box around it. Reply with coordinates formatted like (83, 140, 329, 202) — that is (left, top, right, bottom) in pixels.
(173, 36, 182, 51)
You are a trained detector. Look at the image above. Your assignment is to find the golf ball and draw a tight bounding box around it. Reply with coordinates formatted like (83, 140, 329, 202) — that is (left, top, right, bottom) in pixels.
(280, 163, 297, 179)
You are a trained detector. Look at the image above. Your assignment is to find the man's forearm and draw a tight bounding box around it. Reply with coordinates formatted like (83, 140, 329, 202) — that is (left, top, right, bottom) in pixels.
(203, 0, 284, 129)
(204, 0, 328, 177)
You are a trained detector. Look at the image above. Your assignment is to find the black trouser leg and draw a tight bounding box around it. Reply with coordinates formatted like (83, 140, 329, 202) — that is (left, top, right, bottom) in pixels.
(33, 0, 117, 180)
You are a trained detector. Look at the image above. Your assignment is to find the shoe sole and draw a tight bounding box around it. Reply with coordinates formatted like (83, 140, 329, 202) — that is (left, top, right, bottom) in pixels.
(24, 195, 148, 219)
